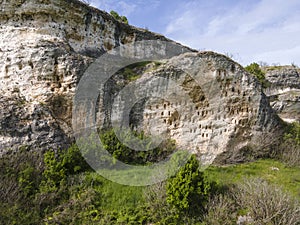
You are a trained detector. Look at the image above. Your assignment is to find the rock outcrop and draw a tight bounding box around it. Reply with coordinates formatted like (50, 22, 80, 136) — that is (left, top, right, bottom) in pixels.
(0, 0, 283, 164)
(0, 0, 187, 154)
(94, 52, 283, 164)
(263, 66, 300, 123)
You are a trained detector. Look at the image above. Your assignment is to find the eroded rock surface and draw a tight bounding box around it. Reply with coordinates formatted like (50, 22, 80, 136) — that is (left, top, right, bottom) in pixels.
(99, 52, 283, 164)
(0, 0, 185, 153)
(0, 0, 283, 164)
(263, 66, 300, 123)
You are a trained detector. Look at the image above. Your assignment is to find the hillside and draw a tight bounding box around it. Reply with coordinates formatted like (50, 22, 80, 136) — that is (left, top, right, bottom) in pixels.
(0, 0, 299, 224)
(0, 0, 283, 164)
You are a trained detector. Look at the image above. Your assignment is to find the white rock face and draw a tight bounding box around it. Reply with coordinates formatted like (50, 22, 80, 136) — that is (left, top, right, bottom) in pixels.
(0, 0, 283, 163)
(0, 0, 179, 153)
(263, 66, 300, 123)
(100, 52, 283, 164)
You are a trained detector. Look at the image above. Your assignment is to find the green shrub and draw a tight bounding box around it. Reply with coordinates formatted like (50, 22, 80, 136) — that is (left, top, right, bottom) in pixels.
(166, 155, 210, 217)
(110, 10, 128, 24)
(100, 129, 176, 165)
(279, 122, 300, 167)
(39, 144, 91, 193)
(18, 164, 36, 197)
(245, 62, 270, 88)
(284, 122, 300, 145)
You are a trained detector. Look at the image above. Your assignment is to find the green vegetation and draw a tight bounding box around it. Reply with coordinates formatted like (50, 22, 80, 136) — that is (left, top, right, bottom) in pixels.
(117, 61, 162, 82)
(285, 121, 300, 145)
(1, 126, 299, 224)
(245, 62, 270, 88)
(278, 121, 300, 167)
(100, 129, 176, 165)
(205, 159, 300, 199)
(110, 10, 128, 24)
(167, 155, 210, 216)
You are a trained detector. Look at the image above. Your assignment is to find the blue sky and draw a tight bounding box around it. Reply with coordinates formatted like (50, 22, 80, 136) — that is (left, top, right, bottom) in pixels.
(89, 0, 300, 66)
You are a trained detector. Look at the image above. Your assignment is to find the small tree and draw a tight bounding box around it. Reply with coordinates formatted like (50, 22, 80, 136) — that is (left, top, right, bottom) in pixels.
(245, 62, 270, 88)
(110, 10, 128, 24)
(166, 155, 210, 217)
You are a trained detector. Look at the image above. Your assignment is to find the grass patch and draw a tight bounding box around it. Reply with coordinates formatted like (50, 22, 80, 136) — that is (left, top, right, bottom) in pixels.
(205, 159, 300, 199)
(84, 172, 145, 212)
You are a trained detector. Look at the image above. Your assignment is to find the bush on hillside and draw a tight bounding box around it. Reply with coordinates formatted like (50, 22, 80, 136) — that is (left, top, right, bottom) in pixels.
(245, 62, 270, 88)
(110, 10, 128, 24)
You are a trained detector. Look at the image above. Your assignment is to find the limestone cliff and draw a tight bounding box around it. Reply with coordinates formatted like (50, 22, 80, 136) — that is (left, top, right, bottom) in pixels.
(263, 66, 300, 123)
(0, 0, 187, 153)
(0, 0, 283, 164)
(95, 52, 283, 164)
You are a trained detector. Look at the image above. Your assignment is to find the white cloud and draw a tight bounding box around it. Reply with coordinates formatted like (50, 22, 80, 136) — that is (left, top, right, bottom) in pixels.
(165, 0, 300, 65)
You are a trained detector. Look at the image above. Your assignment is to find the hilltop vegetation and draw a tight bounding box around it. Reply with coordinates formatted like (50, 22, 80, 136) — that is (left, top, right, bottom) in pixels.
(245, 62, 271, 88)
(110, 10, 129, 24)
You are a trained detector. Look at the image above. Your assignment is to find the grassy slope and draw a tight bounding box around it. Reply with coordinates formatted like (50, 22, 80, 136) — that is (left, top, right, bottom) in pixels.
(205, 159, 300, 199)
(85, 159, 300, 213)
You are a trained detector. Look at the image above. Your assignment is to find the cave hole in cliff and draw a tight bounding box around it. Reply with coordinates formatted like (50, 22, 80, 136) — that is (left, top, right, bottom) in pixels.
(231, 64, 236, 73)
(18, 62, 23, 70)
